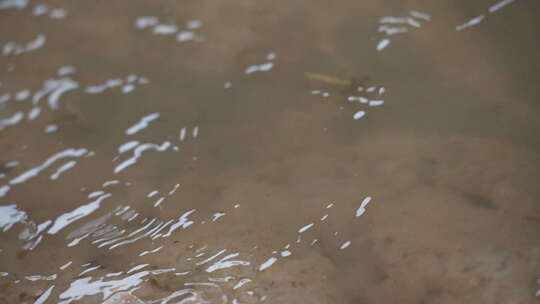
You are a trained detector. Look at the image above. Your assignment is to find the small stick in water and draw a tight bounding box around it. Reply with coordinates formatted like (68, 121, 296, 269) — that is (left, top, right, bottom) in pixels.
(304, 72, 352, 86)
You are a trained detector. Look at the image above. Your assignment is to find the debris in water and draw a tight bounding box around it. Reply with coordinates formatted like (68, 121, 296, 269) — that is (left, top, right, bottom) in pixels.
(304, 72, 351, 86)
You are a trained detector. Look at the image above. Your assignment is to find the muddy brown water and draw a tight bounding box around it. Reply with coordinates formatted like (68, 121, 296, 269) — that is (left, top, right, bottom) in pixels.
(0, 0, 539, 303)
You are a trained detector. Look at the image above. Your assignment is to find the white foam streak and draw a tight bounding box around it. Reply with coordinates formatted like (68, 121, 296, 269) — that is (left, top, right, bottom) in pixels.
(298, 223, 314, 233)
(168, 183, 180, 195)
(139, 246, 163, 256)
(340, 241, 352, 250)
(0, 0, 29, 10)
(233, 278, 251, 290)
(186, 20, 203, 29)
(206, 253, 250, 273)
(58, 271, 149, 303)
(369, 100, 384, 106)
(126, 113, 160, 135)
(10, 148, 88, 185)
(27, 107, 41, 120)
(152, 289, 195, 304)
(0, 111, 23, 129)
(0, 204, 27, 232)
(32, 4, 47, 15)
(47, 78, 79, 110)
(59, 261, 72, 270)
(177, 31, 196, 42)
(15, 89, 30, 100)
(162, 209, 195, 237)
(153, 24, 177, 35)
(153, 197, 165, 207)
(245, 62, 274, 74)
(79, 266, 101, 276)
(58, 66, 76, 76)
(489, 0, 515, 13)
(49, 8, 67, 19)
(376, 39, 390, 51)
(212, 212, 225, 222)
(85, 85, 106, 94)
(356, 196, 372, 217)
(379, 16, 421, 28)
(127, 264, 149, 274)
(196, 249, 227, 266)
(43, 124, 58, 133)
(114, 141, 170, 173)
(2, 34, 46, 56)
(33, 285, 54, 304)
(32, 77, 79, 109)
(50, 160, 77, 180)
(378, 25, 408, 35)
(102, 180, 120, 187)
(409, 10, 431, 21)
(118, 141, 139, 153)
(353, 111, 366, 120)
(179, 127, 187, 141)
(88, 191, 105, 199)
(135, 16, 159, 29)
(47, 193, 111, 234)
(258, 257, 278, 271)
(456, 15, 485, 31)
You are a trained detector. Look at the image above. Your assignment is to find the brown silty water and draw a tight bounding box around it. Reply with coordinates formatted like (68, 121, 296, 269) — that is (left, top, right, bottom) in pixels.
(0, 0, 539, 303)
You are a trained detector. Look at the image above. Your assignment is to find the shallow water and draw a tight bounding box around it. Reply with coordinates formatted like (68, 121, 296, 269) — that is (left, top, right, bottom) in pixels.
(1, 0, 540, 303)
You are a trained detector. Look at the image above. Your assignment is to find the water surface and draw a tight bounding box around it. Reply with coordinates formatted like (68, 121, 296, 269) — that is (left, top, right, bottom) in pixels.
(1, 0, 539, 303)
